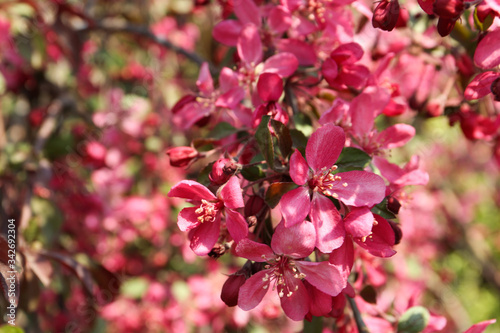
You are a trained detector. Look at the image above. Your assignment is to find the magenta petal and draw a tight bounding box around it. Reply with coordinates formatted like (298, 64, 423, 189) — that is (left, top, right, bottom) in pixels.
(330, 42, 364, 64)
(188, 215, 221, 256)
(334, 171, 386, 207)
(237, 24, 262, 65)
(280, 187, 311, 227)
(235, 238, 274, 262)
(280, 280, 309, 321)
(168, 180, 216, 201)
(329, 238, 354, 280)
(296, 261, 345, 297)
(276, 39, 317, 66)
(376, 124, 415, 149)
(373, 156, 404, 183)
(322, 58, 338, 86)
(474, 28, 500, 69)
(310, 193, 345, 252)
(303, 281, 333, 317)
(220, 176, 244, 209)
(464, 71, 499, 100)
(212, 20, 242, 46)
(177, 207, 201, 232)
(215, 86, 246, 108)
(344, 207, 374, 238)
(262, 52, 299, 77)
(234, 0, 261, 26)
(238, 270, 270, 311)
(196, 62, 213, 95)
(306, 123, 345, 172)
(268, 6, 292, 33)
(219, 67, 240, 92)
(463, 319, 497, 333)
(271, 220, 315, 258)
(225, 209, 248, 242)
(257, 72, 284, 102)
(289, 150, 309, 186)
(354, 214, 396, 257)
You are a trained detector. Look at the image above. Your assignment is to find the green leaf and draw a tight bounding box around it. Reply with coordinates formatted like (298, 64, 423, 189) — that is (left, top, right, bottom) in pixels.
(0, 326, 25, 333)
(372, 198, 397, 220)
(290, 129, 308, 149)
(208, 122, 237, 139)
(397, 306, 430, 333)
(241, 165, 266, 181)
(265, 182, 297, 208)
(197, 161, 215, 186)
(336, 147, 371, 171)
(270, 119, 293, 159)
(255, 116, 274, 169)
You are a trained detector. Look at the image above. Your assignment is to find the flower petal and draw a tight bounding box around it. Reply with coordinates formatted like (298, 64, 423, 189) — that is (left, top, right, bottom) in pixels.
(235, 238, 274, 262)
(329, 238, 354, 280)
(464, 71, 499, 100)
(177, 207, 201, 232)
(280, 280, 309, 321)
(237, 23, 262, 65)
(310, 193, 345, 252)
(289, 149, 309, 186)
(306, 123, 345, 172)
(271, 220, 315, 258)
(296, 261, 345, 296)
(188, 215, 221, 256)
(303, 281, 333, 317)
(257, 72, 284, 102)
(196, 62, 213, 95)
(280, 187, 311, 227)
(168, 180, 216, 201)
(354, 214, 396, 257)
(234, 0, 261, 26)
(238, 270, 270, 311)
(344, 207, 374, 238)
(262, 52, 299, 77)
(376, 124, 415, 150)
(333, 171, 386, 207)
(212, 20, 242, 46)
(463, 319, 497, 333)
(225, 208, 248, 242)
(220, 176, 244, 209)
(474, 28, 500, 69)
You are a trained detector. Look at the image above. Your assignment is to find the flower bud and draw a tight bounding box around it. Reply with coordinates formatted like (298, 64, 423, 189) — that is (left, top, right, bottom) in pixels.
(220, 273, 246, 307)
(437, 17, 457, 37)
(209, 158, 239, 185)
(491, 77, 500, 101)
(166, 146, 199, 167)
(388, 220, 403, 245)
(433, 0, 464, 19)
(372, 0, 400, 32)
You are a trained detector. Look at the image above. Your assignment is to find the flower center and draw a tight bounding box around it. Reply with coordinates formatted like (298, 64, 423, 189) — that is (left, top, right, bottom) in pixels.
(195, 199, 223, 223)
(261, 254, 306, 298)
(308, 166, 347, 198)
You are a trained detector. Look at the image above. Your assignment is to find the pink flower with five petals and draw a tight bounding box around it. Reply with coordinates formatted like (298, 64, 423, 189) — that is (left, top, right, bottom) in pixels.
(280, 123, 386, 253)
(236, 220, 345, 321)
(168, 176, 248, 256)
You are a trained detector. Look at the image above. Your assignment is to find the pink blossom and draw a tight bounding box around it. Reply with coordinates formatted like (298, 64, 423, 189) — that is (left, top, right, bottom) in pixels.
(280, 123, 386, 252)
(474, 28, 500, 69)
(168, 176, 248, 255)
(236, 221, 345, 320)
(463, 319, 497, 333)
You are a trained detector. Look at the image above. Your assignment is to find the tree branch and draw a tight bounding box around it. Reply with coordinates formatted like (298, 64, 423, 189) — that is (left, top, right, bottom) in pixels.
(347, 296, 370, 333)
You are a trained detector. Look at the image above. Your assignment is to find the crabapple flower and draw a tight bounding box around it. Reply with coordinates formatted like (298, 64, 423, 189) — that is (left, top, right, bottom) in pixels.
(252, 72, 289, 127)
(236, 221, 345, 321)
(372, 0, 401, 32)
(168, 176, 248, 255)
(280, 123, 386, 252)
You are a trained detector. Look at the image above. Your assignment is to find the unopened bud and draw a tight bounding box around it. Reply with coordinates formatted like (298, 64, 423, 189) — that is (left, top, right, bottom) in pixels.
(166, 146, 199, 167)
(437, 17, 457, 37)
(372, 0, 400, 32)
(209, 158, 239, 185)
(433, 0, 464, 19)
(387, 196, 401, 214)
(221, 273, 247, 307)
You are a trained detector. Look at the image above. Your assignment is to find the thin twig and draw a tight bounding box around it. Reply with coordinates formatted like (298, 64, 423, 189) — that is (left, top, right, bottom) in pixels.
(347, 296, 370, 333)
(80, 23, 217, 75)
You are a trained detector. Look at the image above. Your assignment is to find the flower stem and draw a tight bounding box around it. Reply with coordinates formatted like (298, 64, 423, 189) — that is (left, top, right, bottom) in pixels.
(347, 296, 370, 333)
